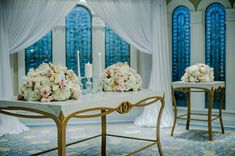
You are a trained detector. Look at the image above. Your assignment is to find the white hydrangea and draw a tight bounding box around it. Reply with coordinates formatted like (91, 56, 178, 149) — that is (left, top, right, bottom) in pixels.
(17, 63, 81, 102)
(181, 63, 214, 83)
(102, 62, 142, 92)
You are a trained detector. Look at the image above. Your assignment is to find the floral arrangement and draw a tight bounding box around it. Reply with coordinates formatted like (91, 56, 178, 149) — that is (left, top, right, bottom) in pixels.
(181, 63, 214, 83)
(102, 62, 142, 92)
(17, 63, 81, 102)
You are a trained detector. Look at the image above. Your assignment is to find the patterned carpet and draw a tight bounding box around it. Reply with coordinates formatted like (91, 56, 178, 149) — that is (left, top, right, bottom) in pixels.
(0, 123, 235, 156)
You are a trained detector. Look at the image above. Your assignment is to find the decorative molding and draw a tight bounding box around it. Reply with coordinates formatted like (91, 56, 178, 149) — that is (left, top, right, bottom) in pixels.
(167, 0, 201, 10)
(190, 11, 203, 24)
(189, 0, 201, 10)
(226, 9, 235, 22)
(168, 0, 234, 9)
(229, 0, 235, 7)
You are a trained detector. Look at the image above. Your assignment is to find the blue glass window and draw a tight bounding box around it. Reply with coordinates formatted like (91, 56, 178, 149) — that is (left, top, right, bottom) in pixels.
(105, 26, 130, 67)
(66, 5, 92, 77)
(25, 32, 52, 73)
(205, 3, 226, 109)
(172, 6, 191, 107)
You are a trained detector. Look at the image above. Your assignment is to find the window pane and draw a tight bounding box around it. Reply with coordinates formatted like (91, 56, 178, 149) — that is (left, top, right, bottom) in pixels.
(66, 5, 92, 77)
(172, 6, 191, 107)
(25, 32, 52, 74)
(105, 26, 130, 68)
(205, 3, 226, 109)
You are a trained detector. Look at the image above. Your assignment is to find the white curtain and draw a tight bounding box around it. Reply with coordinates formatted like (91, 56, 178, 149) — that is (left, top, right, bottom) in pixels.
(0, 0, 76, 136)
(87, 0, 173, 127)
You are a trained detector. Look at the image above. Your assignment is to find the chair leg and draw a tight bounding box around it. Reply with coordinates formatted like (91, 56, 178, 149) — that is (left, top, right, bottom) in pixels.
(101, 110, 106, 156)
(208, 89, 214, 141)
(219, 88, 225, 134)
(186, 90, 191, 130)
(171, 88, 177, 136)
(157, 142, 164, 156)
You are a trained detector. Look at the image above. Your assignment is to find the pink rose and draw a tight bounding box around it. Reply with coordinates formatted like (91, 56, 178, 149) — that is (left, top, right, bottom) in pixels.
(66, 70, 76, 80)
(26, 80, 33, 87)
(16, 93, 24, 100)
(40, 86, 51, 98)
(47, 69, 54, 77)
(41, 96, 53, 102)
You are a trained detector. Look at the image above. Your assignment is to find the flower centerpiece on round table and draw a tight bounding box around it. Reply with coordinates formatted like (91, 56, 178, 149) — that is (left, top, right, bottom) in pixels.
(17, 63, 81, 102)
(102, 62, 142, 92)
(181, 63, 214, 83)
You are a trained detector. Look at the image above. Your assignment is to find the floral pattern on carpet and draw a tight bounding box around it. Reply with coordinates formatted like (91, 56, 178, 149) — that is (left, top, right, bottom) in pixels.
(0, 123, 235, 156)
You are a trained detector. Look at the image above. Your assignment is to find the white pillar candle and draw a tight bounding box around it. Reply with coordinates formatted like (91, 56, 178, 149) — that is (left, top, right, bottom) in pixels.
(85, 62, 93, 78)
(77, 50, 81, 78)
(98, 52, 102, 77)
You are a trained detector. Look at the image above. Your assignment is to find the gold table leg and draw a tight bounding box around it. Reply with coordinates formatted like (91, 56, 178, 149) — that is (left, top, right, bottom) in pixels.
(186, 90, 191, 130)
(157, 98, 165, 156)
(56, 112, 67, 156)
(171, 87, 177, 136)
(101, 110, 106, 156)
(208, 89, 214, 141)
(219, 88, 225, 134)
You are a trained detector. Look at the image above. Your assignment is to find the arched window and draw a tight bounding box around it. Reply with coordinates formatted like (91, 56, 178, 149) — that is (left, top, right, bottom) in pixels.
(66, 5, 92, 77)
(105, 26, 130, 67)
(172, 6, 191, 106)
(25, 32, 52, 73)
(205, 3, 226, 109)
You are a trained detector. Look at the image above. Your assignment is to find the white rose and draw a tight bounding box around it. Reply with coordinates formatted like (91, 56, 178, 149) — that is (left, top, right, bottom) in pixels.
(28, 90, 41, 101)
(52, 85, 59, 91)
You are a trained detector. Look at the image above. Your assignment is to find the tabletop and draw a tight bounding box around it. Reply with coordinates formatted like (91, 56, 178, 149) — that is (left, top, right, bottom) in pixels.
(172, 81, 225, 90)
(0, 90, 163, 117)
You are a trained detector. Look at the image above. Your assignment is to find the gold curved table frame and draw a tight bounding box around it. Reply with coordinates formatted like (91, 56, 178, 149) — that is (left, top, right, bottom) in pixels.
(171, 86, 225, 141)
(0, 95, 165, 156)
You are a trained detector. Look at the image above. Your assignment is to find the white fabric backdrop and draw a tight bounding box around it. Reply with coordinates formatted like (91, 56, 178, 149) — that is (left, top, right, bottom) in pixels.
(87, 0, 173, 127)
(0, 0, 76, 136)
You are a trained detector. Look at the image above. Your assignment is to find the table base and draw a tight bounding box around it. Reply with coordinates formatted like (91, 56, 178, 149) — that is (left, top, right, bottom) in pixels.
(0, 95, 164, 156)
(171, 86, 225, 141)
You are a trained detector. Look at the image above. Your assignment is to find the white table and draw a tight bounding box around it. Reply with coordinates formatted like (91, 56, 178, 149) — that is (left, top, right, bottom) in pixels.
(0, 90, 165, 156)
(171, 81, 225, 141)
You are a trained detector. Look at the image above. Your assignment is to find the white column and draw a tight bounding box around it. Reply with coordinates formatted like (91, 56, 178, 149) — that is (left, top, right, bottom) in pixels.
(18, 50, 25, 86)
(92, 15, 105, 88)
(52, 18, 66, 66)
(130, 46, 138, 70)
(190, 11, 205, 110)
(138, 51, 152, 89)
(225, 8, 235, 112)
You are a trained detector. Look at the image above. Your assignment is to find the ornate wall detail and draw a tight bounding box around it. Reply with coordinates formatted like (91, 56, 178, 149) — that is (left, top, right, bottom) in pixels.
(105, 26, 130, 67)
(167, 0, 201, 9)
(65, 5, 92, 77)
(189, 0, 201, 9)
(167, 0, 235, 9)
(229, 0, 235, 7)
(25, 32, 52, 73)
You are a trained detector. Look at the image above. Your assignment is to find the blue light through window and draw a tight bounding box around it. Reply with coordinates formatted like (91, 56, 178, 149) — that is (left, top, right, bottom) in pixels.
(105, 26, 130, 68)
(66, 5, 92, 77)
(172, 6, 190, 107)
(205, 3, 226, 109)
(25, 32, 52, 74)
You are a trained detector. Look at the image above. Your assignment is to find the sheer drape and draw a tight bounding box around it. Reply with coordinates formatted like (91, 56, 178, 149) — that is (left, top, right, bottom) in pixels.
(0, 0, 76, 136)
(87, 0, 173, 127)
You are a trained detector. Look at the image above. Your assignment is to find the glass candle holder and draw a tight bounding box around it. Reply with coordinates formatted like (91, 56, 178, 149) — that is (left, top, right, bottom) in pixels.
(85, 77, 93, 94)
